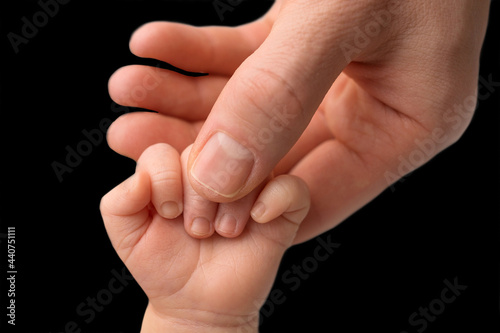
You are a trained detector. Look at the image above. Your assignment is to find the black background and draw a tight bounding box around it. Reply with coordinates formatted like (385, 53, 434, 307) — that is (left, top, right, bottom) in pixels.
(1, 1, 499, 332)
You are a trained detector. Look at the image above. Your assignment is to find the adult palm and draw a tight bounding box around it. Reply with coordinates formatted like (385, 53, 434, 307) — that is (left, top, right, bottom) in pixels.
(107, 1, 490, 243)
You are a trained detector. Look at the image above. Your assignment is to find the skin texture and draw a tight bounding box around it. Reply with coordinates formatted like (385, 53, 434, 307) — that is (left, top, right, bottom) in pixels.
(108, 0, 491, 243)
(103, 0, 491, 330)
(100, 144, 310, 332)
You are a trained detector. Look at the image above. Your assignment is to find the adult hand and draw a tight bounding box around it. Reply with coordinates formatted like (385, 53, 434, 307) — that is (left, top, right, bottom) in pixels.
(108, 0, 491, 243)
(100, 143, 309, 332)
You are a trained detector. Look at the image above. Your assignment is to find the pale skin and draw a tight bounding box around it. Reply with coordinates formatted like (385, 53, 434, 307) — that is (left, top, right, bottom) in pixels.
(100, 143, 310, 332)
(102, 0, 491, 331)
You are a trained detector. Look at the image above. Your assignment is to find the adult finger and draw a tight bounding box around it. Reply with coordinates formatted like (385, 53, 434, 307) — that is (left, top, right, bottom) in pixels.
(129, 20, 272, 75)
(108, 65, 227, 120)
(106, 109, 331, 174)
(106, 112, 200, 161)
(187, 0, 392, 202)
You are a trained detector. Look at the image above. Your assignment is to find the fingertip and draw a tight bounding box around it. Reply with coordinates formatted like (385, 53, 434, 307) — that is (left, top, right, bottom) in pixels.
(100, 170, 151, 221)
(214, 214, 239, 237)
(129, 21, 159, 56)
(188, 217, 215, 239)
(130, 21, 190, 59)
(105, 113, 127, 154)
(250, 202, 268, 224)
(108, 66, 132, 106)
(160, 201, 183, 220)
(106, 113, 153, 162)
(181, 144, 218, 239)
(137, 143, 183, 219)
(282, 176, 310, 225)
(251, 175, 310, 225)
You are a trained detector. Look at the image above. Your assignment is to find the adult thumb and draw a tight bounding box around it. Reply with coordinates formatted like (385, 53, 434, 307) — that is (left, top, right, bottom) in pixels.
(188, 0, 390, 202)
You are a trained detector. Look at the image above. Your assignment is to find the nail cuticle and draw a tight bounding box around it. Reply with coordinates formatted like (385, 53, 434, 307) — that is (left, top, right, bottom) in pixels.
(191, 131, 254, 198)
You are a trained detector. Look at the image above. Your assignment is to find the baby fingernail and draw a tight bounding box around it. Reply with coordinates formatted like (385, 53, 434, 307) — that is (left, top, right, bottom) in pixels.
(251, 202, 266, 223)
(161, 201, 182, 219)
(216, 214, 238, 236)
(191, 217, 212, 237)
(191, 132, 254, 198)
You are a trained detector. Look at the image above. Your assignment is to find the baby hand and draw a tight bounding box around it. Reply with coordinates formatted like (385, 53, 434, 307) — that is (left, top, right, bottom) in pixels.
(100, 143, 310, 330)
